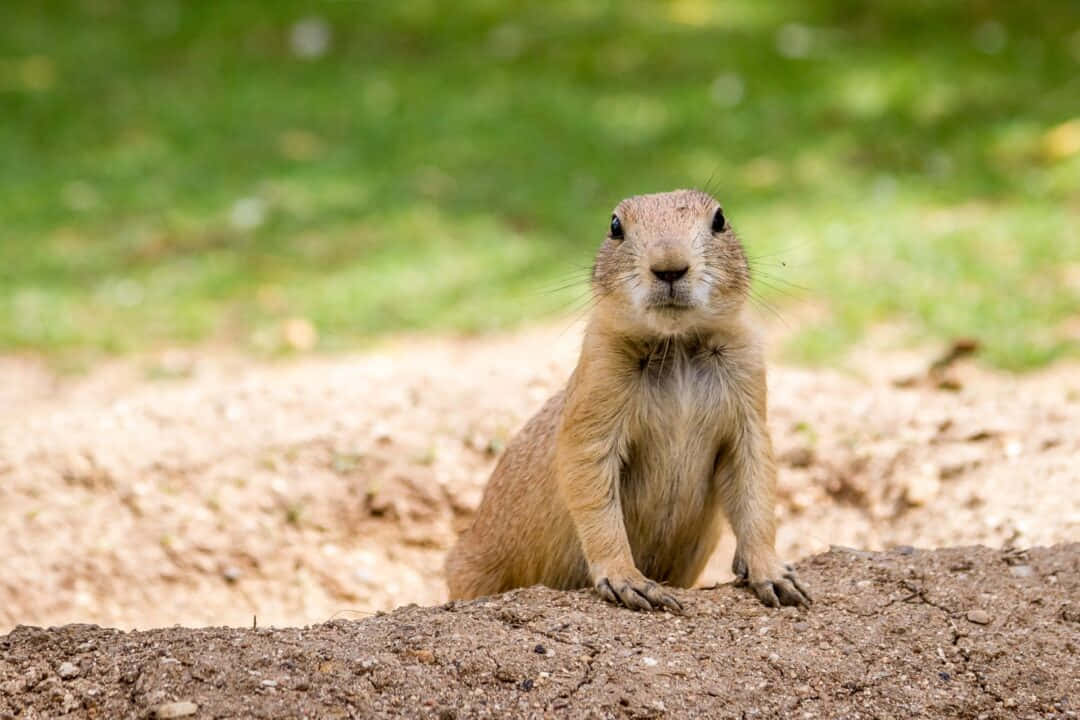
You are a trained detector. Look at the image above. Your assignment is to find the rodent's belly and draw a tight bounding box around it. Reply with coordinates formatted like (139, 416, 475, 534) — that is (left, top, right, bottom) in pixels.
(619, 402, 726, 585)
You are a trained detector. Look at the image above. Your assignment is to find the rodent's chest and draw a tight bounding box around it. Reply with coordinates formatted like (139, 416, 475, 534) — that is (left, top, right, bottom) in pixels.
(615, 349, 737, 508)
(618, 348, 735, 581)
(626, 340, 740, 444)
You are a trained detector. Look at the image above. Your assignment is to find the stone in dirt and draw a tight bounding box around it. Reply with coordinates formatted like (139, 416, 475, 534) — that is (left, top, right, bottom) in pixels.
(56, 661, 79, 679)
(152, 701, 198, 718)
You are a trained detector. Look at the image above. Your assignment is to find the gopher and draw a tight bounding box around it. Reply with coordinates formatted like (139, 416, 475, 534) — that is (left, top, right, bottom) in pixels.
(445, 189, 810, 611)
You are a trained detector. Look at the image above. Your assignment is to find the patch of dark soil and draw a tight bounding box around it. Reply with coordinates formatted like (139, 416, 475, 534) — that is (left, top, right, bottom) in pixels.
(2, 544, 1077, 719)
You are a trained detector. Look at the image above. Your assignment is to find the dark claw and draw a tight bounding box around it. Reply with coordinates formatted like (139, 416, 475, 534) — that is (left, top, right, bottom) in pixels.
(753, 582, 781, 608)
(735, 556, 812, 608)
(660, 593, 684, 614)
(596, 578, 618, 605)
(775, 580, 809, 608)
(627, 588, 653, 612)
(642, 581, 684, 614)
(785, 572, 813, 605)
(613, 581, 652, 611)
(595, 576, 683, 613)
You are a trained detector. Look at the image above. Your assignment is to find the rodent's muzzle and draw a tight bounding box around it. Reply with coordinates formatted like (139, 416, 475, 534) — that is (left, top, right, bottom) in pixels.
(645, 262, 695, 308)
(651, 265, 689, 285)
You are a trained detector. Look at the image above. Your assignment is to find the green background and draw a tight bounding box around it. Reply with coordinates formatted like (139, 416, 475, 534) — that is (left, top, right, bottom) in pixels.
(2, 1, 1079, 368)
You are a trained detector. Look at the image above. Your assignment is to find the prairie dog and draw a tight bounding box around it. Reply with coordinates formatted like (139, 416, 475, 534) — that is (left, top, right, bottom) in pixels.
(445, 189, 810, 611)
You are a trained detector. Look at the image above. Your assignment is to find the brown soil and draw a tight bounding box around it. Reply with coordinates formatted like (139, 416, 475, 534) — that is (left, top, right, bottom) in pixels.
(2, 322, 1079, 633)
(3, 544, 1078, 719)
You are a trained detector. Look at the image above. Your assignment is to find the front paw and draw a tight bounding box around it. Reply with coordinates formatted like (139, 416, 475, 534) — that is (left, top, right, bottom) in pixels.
(733, 554, 811, 609)
(594, 569, 683, 613)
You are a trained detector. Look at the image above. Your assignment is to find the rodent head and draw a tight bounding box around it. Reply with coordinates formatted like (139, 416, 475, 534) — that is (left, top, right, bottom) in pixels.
(591, 189, 750, 338)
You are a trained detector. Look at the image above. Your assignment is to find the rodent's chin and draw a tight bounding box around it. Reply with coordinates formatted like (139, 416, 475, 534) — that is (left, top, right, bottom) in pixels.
(637, 304, 704, 337)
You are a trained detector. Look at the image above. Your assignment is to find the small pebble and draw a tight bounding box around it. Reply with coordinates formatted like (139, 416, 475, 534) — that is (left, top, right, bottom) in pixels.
(533, 644, 546, 655)
(153, 701, 198, 719)
(260, 679, 278, 688)
(966, 609, 992, 625)
(1009, 564, 1034, 578)
(782, 446, 814, 468)
(641, 656, 658, 667)
(767, 653, 781, 665)
(57, 662, 79, 680)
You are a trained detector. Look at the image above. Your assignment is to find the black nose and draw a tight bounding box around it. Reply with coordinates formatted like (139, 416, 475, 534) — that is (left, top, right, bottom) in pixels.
(651, 266, 689, 284)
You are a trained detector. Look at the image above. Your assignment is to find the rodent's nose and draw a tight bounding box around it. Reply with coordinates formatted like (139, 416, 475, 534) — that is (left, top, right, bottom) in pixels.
(651, 266, 689, 284)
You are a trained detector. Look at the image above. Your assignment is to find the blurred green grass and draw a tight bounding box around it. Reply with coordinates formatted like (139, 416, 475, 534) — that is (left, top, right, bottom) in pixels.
(1, 0, 1079, 368)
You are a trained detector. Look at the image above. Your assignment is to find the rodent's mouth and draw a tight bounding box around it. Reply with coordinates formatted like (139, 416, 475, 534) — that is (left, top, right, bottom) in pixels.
(640, 279, 698, 317)
(648, 299, 694, 312)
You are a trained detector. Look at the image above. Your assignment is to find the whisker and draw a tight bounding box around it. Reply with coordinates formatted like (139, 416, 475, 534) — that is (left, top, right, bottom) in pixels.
(551, 293, 599, 342)
(748, 291, 792, 329)
(556, 287, 597, 314)
(752, 276, 812, 296)
(745, 240, 815, 264)
(702, 166, 720, 197)
(751, 276, 806, 301)
(747, 260, 813, 276)
(528, 279, 591, 297)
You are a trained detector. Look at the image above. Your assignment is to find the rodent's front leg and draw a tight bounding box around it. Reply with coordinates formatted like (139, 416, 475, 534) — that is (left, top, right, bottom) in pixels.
(558, 452, 683, 613)
(556, 415, 682, 613)
(719, 419, 811, 609)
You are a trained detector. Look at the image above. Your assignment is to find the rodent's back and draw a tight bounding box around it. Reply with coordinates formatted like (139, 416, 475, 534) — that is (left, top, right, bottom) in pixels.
(445, 390, 588, 599)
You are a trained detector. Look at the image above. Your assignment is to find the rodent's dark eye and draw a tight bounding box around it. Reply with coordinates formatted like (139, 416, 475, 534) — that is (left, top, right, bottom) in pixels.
(610, 214, 624, 240)
(711, 208, 726, 233)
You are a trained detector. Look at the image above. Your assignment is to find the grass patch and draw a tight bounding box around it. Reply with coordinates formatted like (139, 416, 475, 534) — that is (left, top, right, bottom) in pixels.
(1, 0, 1079, 368)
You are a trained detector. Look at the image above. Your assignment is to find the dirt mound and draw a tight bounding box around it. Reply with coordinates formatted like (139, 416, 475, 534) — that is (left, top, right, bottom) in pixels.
(3, 544, 1078, 719)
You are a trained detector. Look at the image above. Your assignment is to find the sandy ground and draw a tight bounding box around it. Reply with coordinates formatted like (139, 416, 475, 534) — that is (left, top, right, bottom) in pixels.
(1, 320, 1079, 633)
(2, 544, 1078, 719)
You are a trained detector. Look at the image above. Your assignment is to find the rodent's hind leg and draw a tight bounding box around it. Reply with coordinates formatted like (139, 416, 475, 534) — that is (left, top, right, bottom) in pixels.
(445, 542, 505, 601)
(595, 565, 683, 613)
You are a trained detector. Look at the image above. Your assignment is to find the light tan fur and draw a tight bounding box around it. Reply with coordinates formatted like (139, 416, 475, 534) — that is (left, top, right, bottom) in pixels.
(445, 189, 810, 611)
